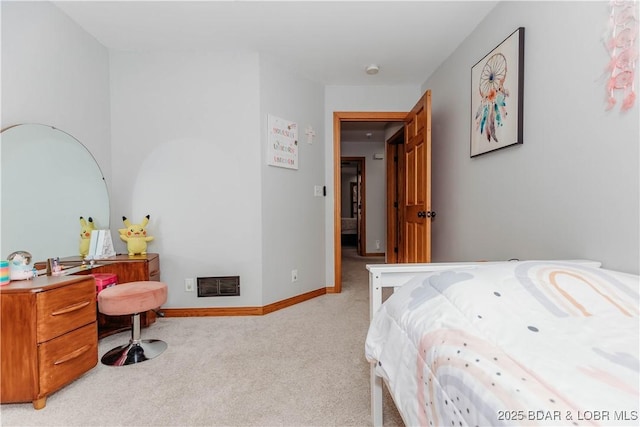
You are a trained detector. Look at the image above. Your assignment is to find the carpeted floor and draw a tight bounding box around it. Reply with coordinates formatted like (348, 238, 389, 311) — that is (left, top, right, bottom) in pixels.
(0, 247, 403, 426)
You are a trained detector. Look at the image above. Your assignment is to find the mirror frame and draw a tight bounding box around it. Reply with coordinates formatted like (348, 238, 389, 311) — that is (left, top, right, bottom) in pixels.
(1, 123, 110, 263)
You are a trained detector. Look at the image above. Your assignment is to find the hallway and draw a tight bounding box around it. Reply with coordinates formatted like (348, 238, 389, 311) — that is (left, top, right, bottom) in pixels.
(340, 246, 385, 292)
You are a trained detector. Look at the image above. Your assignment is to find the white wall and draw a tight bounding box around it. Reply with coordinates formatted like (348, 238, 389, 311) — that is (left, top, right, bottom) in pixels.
(1, 1, 111, 263)
(2, 1, 326, 309)
(1, 1, 111, 190)
(324, 85, 421, 285)
(425, 1, 639, 274)
(259, 55, 326, 304)
(341, 138, 386, 254)
(109, 51, 264, 307)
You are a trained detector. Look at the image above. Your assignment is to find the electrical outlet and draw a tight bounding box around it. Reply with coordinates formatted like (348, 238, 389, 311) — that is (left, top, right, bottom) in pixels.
(375, 240, 380, 250)
(291, 269, 298, 283)
(184, 278, 195, 292)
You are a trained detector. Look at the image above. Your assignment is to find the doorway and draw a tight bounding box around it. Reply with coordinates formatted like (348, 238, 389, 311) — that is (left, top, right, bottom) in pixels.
(332, 112, 406, 294)
(340, 157, 365, 256)
(332, 91, 433, 293)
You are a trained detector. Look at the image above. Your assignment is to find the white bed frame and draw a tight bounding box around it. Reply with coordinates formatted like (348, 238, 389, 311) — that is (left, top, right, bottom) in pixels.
(366, 260, 602, 427)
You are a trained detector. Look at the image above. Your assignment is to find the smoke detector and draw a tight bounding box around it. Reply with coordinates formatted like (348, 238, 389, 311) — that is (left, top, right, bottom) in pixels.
(365, 64, 380, 75)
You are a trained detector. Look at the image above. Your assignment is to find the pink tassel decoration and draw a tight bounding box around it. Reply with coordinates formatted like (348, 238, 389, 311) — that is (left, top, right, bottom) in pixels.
(604, 0, 638, 112)
(621, 91, 636, 111)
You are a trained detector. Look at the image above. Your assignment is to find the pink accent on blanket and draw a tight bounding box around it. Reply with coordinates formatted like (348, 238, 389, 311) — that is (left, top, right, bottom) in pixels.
(578, 365, 640, 396)
(416, 328, 592, 426)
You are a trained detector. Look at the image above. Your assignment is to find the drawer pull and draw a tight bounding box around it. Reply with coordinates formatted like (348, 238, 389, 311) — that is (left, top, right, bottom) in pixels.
(51, 301, 91, 316)
(53, 345, 91, 365)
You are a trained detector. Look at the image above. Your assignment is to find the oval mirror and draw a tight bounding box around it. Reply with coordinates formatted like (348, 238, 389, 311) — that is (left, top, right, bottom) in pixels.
(1, 124, 110, 263)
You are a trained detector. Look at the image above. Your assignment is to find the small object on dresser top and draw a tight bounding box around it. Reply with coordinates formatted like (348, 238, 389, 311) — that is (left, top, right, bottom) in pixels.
(0, 260, 9, 285)
(7, 250, 36, 281)
(119, 215, 154, 256)
(46, 257, 62, 275)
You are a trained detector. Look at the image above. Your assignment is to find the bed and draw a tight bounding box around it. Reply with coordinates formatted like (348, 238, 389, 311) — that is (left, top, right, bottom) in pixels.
(365, 260, 639, 426)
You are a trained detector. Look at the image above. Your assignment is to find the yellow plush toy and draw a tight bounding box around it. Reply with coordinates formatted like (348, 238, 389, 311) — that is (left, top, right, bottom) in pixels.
(79, 216, 96, 257)
(119, 215, 154, 256)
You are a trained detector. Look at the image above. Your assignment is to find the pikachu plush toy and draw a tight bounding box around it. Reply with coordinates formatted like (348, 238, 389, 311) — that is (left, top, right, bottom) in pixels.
(79, 216, 96, 257)
(119, 215, 154, 256)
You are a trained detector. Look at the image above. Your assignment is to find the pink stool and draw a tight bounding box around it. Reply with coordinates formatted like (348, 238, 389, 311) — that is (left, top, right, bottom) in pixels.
(98, 281, 168, 366)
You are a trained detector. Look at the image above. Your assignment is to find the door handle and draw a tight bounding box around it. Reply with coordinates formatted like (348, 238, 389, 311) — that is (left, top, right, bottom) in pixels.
(417, 211, 436, 219)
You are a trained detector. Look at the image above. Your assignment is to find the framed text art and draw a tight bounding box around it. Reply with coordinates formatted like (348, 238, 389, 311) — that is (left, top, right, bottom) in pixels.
(471, 27, 525, 157)
(267, 114, 298, 169)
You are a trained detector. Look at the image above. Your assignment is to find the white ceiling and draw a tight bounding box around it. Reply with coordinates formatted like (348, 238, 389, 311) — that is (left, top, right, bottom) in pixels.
(53, 0, 499, 86)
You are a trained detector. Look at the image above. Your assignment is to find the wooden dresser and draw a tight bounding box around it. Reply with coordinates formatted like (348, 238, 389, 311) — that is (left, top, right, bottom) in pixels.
(0, 275, 98, 409)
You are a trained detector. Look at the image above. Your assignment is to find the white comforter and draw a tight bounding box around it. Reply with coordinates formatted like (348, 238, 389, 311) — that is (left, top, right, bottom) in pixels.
(365, 261, 640, 426)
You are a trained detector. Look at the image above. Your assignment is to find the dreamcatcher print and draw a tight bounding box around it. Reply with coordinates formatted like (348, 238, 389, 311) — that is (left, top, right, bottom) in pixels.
(475, 53, 509, 143)
(604, 0, 638, 112)
(470, 27, 524, 157)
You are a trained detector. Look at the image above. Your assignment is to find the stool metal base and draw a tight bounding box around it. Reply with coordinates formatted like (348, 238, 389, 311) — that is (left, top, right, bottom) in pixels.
(101, 339, 167, 366)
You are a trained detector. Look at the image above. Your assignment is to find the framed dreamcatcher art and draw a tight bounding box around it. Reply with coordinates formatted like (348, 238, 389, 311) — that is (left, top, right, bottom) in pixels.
(470, 27, 525, 157)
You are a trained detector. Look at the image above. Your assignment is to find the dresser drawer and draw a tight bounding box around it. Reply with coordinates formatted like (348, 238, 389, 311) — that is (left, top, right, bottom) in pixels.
(37, 279, 96, 342)
(38, 322, 97, 397)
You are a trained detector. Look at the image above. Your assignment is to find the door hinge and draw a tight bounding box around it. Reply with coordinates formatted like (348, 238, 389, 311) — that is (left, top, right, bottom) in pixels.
(393, 202, 398, 208)
(394, 247, 398, 253)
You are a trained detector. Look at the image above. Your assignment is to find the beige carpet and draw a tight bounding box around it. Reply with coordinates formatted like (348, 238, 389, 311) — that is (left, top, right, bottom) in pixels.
(0, 247, 403, 426)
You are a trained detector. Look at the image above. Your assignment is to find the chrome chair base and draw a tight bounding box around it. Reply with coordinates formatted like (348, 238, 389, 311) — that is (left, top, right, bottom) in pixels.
(101, 339, 167, 366)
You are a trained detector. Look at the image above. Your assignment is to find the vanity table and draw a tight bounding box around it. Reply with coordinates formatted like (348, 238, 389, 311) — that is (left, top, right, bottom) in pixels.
(0, 253, 161, 409)
(1, 125, 162, 409)
(0, 274, 98, 409)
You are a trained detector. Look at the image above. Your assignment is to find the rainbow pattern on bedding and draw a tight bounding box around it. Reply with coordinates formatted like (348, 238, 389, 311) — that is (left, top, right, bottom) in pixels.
(365, 261, 639, 426)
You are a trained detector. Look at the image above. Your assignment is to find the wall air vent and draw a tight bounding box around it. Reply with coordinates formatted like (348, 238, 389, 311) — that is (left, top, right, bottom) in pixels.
(197, 276, 240, 297)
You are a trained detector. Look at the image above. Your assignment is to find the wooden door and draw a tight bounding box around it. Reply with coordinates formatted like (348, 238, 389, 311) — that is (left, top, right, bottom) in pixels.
(402, 90, 432, 263)
(385, 128, 404, 263)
